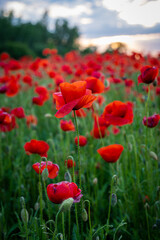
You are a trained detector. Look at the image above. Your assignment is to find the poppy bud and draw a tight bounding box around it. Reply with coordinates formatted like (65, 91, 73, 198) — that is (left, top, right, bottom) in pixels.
(34, 202, 40, 211)
(82, 208, 88, 222)
(59, 233, 63, 240)
(128, 142, 133, 152)
(93, 178, 98, 185)
(150, 151, 158, 161)
(21, 208, 29, 224)
(64, 171, 72, 182)
(144, 203, 150, 209)
(42, 168, 49, 181)
(20, 197, 25, 209)
(59, 198, 74, 212)
(111, 193, 117, 207)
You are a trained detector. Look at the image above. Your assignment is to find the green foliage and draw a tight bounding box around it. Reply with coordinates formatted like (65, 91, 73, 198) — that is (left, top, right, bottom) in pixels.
(53, 19, 80, 55)
(0, 41, 35, 59)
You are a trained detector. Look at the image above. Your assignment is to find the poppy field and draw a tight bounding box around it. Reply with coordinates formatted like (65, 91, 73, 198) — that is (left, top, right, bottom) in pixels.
(0, 50, 160, 240)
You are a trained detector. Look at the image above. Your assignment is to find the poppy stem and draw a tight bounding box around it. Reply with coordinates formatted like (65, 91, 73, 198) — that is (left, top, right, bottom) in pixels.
(106, 175, 116, 236)
(39, 159, 43, 225)
(62, 212, 65, 240)
(74, 110, 81, 189)
(53, 209, 61, 240)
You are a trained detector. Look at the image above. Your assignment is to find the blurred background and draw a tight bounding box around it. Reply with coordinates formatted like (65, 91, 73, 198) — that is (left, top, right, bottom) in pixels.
(0, 0, 160, 58)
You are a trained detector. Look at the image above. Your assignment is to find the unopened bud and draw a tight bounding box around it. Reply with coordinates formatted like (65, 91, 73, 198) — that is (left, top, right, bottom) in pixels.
(21, 208, 29, 224)
(93, 178, 98, 185)
(34, 202, 40, 211)
(150, 151, 158, 161)
(144, 203, 150, 210)
(42, 168, 49, 181)
(111, 193, 117, 207)
(59, 198, 74, 212)
(82, 208, 88, 222)
(96, 236, 100, 240)
(59, 233, 63, 240)
(20, 197, 25, 208)
(26, 163, 32, 172)
(128, 142, 132, 152)
(64, 171, 72, 182)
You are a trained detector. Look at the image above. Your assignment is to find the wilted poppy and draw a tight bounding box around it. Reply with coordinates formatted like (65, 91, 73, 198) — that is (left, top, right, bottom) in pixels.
(142, 114, 160, 128)
(102, 101, 134, 126)
(97, 144, 124, 163)
(32, 161, 59, 179)
(47, 181, 82, 204)
(74, 135, 87, 147)
(24, 139, 49, 157)
(138, 65, 159, 84)
(60, 119, 75, 131)
(53, 81, 96, 118)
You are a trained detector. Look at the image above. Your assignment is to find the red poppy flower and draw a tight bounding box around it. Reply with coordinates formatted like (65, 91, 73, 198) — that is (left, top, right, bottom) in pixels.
(0, 52, 10, 61)
(32, 161, 59, 179)
(0, 109, 16, 132)
(24, 139, 49, 157)
(74, 135, 87, 147)
(23, 75, 33, 86)
(85, 77, 105, 93)
(138, 65, 159, 84)
(32, 86, 49, 106)
(65, 159, 76, 168)
(26, 115, 38, 128)
(112, 126, 120, 135)
(47, 181, 82, 204)
(53, 81, 96, 118)
(97, 144, 124, 163)
(11, 107, 25, 118)
(102, 101, 134, 126)
(60, 119, 75, 131)
(90, 115, 110, 139)
(32, 96, 44, 106)
(142, 114, 160, 128)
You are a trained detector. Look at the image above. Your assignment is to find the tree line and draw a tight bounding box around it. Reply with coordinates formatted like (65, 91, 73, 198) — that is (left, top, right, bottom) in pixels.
(0, 10, 83, 58)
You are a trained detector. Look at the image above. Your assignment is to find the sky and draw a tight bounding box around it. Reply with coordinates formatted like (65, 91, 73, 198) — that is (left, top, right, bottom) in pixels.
(1, 0, 160, 54)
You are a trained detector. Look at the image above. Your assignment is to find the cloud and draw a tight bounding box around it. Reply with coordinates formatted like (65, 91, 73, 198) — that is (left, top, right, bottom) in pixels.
(1, 0, 160, 39)
(102, 0, 160, 27)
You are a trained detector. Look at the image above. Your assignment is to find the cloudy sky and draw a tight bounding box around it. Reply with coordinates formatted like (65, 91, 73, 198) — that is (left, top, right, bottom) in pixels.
(1, 0, 160, 54)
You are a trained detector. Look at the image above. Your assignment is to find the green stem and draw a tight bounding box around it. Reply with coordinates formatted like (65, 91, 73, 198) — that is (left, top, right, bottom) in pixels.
(53, 209, 61, 240)
(39, 159, 43, 224)
(106, 175, 115, 236)
(74, 110, 81, 189)
(145, 205, 150, 240)
(62, 212, 65, 240)
(68, 210, 71, 240)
